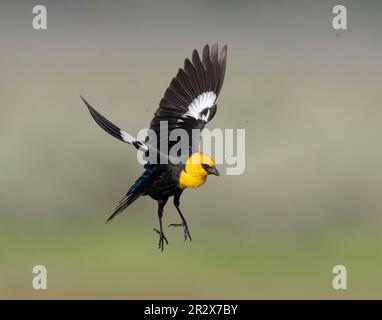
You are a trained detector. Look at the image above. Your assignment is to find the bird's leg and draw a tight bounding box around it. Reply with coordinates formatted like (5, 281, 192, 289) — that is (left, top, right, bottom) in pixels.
(153, 199, 168, 251)
(169, 192, 192, 241)
(169, 206, 192, 242)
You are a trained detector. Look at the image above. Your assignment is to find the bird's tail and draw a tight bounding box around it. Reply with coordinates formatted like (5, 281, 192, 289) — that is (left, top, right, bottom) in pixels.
(106, 165, 160, 222)
(81, 95, 148, 152)
(106, 186, 142, 222)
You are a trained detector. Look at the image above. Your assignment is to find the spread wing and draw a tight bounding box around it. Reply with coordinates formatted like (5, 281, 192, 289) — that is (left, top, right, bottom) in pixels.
(147, 44, 227, 161)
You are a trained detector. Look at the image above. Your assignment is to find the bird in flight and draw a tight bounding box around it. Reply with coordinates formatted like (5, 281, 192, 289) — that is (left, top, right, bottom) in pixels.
(81, 44, 227, 251)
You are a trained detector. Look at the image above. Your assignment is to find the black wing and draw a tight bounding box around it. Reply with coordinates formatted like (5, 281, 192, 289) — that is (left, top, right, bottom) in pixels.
(81, 96, 148, 152)
(147, 44, 227, 158)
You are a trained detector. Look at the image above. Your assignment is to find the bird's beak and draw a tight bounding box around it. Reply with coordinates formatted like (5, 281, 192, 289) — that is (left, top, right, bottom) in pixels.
(206, 166, 220, 176)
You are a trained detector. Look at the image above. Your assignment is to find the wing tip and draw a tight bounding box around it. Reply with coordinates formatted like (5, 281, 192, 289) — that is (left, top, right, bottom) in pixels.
(200, 43, 227, 57)
(80, 95, 95, 113)
(106, 215, 114, 223)
(80, 94, 88, 105)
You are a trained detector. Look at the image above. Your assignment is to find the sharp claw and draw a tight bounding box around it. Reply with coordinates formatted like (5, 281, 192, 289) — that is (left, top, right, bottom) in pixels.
(168, 223, 182, 228)
(153, 228, 168, 251)
(168, 222, 192, 242)
(185, 231, 192, 242)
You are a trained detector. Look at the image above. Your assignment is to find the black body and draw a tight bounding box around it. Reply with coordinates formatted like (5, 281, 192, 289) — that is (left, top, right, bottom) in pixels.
(82, 44, 227, 250)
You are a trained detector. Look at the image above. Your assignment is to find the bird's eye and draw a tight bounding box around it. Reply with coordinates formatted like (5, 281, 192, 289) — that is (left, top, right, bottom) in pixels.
(201, 163, 211, 170)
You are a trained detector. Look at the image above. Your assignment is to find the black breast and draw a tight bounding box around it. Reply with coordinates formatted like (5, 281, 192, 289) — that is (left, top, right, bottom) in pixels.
(144, 164, 184, 200)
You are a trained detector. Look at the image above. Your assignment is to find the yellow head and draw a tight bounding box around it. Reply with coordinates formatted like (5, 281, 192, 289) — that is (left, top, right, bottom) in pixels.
(179, 153, 219, 189)
(185, 153, 219, 176)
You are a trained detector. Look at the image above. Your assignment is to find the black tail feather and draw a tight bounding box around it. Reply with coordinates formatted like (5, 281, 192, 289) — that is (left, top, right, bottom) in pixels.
(107, 190, 141, 222)
(106, 165, 161, 222)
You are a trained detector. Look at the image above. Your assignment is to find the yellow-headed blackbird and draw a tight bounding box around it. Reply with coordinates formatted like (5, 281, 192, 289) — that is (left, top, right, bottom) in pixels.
(81, 44, 227, 251)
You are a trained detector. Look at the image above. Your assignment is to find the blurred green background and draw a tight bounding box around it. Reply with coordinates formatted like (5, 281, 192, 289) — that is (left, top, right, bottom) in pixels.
(1, 0, 382, 299)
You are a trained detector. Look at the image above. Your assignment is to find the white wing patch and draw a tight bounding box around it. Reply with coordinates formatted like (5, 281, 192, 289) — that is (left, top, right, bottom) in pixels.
(120, 130, 134, 143)
(183, 91, 216, 121)
(120, 130, 148, 151)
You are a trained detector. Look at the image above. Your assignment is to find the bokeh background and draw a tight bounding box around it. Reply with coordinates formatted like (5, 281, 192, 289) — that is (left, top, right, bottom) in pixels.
(1, 0, 382, 299)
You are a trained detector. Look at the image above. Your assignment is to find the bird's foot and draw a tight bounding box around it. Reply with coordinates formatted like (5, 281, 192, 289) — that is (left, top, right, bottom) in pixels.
(168, 222, 192, 241)
(153, 228, 168, 251)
